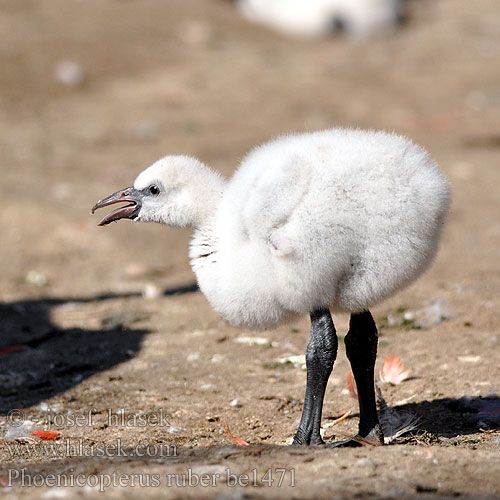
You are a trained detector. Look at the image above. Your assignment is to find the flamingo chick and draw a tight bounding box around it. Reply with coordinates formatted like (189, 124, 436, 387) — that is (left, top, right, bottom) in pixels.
(236, 0, 406, 38)
(92, 128, 450, 446)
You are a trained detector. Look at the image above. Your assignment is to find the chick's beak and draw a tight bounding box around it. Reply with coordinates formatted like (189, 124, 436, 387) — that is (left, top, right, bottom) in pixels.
(91, 187, 142, 226)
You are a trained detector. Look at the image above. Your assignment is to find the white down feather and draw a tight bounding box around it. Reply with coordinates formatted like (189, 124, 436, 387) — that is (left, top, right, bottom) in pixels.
(133, 128, 449, 330)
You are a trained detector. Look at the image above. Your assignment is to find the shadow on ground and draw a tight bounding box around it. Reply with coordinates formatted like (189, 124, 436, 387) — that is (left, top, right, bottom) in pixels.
(0, 284, 198, 414)
(326, 395, 500, 441)
(397, 396, 500, 438)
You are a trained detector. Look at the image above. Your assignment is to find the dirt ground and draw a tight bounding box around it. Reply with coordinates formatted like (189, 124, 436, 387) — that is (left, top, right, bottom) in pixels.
(1, 0, 500, 498)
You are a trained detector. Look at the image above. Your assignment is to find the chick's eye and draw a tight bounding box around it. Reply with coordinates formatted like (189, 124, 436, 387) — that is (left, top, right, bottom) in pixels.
(149, 185, 160, 196)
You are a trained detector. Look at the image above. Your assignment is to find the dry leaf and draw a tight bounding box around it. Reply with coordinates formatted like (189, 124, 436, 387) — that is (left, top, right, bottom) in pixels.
(379, 355, 411, 385)
(346, 371, 358, 399)
(223, 421, 249, 446)
(334, 431, 383, 447)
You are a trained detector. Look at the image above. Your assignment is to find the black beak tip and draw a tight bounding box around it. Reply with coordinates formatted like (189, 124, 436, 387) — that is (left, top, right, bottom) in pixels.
(91, 199, 106, 215)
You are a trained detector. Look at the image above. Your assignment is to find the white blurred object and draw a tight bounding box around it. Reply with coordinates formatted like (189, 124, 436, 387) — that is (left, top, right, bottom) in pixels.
(4, 421, 36, 442)
(276, 354, 306, 370)
(25, 270, 48, 287)
(143, 282, 162, 299)
(55, 60, 85, 87)
(234, 335, 271, 346)
(236, 0, 405, 38)
(168, 425, 185, 434)
(413, 298, 457, 329)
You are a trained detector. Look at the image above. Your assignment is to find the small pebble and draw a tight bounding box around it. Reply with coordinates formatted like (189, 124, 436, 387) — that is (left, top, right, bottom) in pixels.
(199, 383, 215, 391)
(457, 355, 481, 363)
(55, 60, 85, 87)
(211, 354, 224, 363)
(168, 426, 184, 434)
(276, 354, 306, 370)
(25, 270, 48, 287)
(355, 457, 373, 467)
(234, 336, 270, 346)
(42, 488, 70, 499)
(143, 282, 161, 299)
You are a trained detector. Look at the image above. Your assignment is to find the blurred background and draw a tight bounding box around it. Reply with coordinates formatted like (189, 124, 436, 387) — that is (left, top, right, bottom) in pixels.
(1, 0, 499, 303)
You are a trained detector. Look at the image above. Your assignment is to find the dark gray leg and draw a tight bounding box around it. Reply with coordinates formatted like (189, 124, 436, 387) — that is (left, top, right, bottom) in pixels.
(293, 308, 337, 445)
(344, 310, 383, 445)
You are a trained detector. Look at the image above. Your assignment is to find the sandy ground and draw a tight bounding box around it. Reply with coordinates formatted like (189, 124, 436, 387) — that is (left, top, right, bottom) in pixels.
(1, 0, 500, 498)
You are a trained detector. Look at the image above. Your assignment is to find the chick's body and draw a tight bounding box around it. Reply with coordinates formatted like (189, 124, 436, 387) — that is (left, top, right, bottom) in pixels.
(190, 129, 450, 329)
